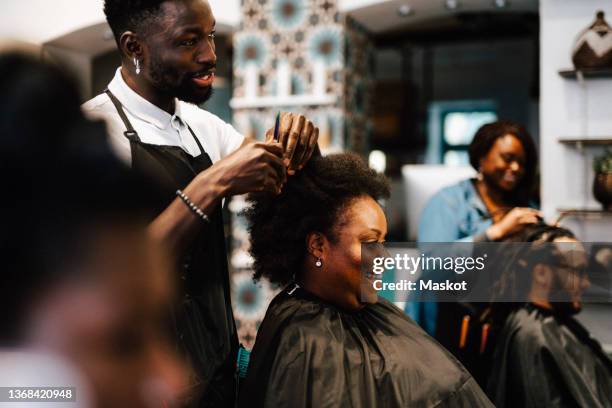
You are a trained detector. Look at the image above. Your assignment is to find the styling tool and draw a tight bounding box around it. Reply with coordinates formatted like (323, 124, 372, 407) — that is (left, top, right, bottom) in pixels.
(273, 112, 281, 142)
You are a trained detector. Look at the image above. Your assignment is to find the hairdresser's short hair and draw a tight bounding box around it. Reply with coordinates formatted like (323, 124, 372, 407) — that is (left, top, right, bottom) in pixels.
(104, 0, 168, 46)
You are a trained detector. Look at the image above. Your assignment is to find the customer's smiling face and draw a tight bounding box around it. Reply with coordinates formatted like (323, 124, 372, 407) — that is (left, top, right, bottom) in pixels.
(139, 0, 218, 104)
(323, 196, 387, 311)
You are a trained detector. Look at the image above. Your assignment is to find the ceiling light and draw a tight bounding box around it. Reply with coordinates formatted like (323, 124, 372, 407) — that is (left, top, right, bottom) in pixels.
(445, 0, 459, 10)
(397, 4, 413, 17)
(369, 150, 387, 174)
(493, 0, 508, 8)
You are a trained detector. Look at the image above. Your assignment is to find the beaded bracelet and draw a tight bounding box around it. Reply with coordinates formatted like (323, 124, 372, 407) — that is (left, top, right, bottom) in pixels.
(176, 189, 210, 223)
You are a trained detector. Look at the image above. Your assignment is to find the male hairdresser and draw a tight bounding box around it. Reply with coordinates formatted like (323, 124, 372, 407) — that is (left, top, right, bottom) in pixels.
(83, 0, 318, 405)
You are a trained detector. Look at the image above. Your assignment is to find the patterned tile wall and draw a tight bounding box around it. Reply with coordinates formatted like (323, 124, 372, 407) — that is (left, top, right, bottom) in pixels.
(230, 0, 374, 348)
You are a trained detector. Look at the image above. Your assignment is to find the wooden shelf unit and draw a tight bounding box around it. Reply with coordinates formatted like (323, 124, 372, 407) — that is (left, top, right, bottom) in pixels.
(556, 208, 612, 223)
(558, 138, 612, 146)
(558, 69, 612, 80)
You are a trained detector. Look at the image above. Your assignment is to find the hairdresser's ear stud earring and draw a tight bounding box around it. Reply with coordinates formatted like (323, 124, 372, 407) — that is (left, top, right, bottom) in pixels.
(134, 58, 141, 75)
(315, 258, 323, 268)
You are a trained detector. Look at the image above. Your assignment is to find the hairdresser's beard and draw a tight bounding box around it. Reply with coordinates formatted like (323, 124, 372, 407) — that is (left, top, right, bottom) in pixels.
(148, 56, 214, 105)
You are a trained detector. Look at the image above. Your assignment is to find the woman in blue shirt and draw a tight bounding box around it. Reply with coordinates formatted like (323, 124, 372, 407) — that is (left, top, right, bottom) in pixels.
(407, 120, 541, 345)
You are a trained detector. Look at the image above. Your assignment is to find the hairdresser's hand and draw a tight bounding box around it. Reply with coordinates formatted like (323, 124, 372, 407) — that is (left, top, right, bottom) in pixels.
(208, 141, 286, 196)
(266, 112, 319, 175)
(486, 207, 542, 241)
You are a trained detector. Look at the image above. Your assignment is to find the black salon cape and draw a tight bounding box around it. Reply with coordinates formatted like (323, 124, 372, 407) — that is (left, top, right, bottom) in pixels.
(239, 285, 493, 408)
(487, 304, 612, 408)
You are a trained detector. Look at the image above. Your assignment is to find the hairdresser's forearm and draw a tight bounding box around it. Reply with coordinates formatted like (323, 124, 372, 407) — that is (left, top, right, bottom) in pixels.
(147, 166, 228, 256)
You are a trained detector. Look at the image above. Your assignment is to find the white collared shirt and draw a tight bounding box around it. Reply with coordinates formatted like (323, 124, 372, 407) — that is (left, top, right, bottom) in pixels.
(82, 68, 244, 166)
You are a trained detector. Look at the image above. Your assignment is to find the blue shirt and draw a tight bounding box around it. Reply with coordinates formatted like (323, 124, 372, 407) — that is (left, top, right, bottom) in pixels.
(407, 178, 537, 334)
(406, 178, 491, 334)
(418, 178, 492, 243)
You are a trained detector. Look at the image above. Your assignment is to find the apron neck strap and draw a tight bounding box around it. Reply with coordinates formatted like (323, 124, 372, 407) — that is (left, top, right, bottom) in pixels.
(185, 124, 204, 156)
(104, 89, 140, 142)
(105, 89, 207, 158)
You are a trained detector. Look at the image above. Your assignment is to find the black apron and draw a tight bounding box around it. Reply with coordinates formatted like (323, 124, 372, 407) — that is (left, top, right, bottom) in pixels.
(106, 90, 238, 407)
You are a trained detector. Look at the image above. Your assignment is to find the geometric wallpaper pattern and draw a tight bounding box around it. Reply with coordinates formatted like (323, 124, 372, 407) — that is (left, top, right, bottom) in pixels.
(232, 0, 345, 149)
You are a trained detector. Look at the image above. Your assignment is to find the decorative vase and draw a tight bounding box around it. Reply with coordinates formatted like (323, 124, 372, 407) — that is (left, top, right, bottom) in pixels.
(572, 11, 612, 71)
(593, 173, 612, 210)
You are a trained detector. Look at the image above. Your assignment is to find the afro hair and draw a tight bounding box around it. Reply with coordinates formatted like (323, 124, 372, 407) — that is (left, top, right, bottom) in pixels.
(245, 153, 390, 286)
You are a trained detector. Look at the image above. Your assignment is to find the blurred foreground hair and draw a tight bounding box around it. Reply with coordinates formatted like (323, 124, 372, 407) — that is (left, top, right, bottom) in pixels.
(0, 52, 161, 345)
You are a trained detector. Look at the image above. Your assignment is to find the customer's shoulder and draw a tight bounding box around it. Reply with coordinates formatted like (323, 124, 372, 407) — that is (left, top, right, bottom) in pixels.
(264, 290, 340, 341)
(266, 289, 324, 324)
(505, 307, 549, 349)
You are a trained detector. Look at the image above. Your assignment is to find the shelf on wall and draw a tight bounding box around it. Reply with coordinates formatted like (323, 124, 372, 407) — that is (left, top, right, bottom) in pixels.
(556, 208, 612, 223)
(230, 94, 337, 109)
(558, 138, 612, 146)
(558, 69, 612, 80)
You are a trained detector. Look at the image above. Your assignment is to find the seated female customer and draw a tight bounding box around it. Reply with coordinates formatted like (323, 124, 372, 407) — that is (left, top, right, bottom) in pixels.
(239, 153, 493, 407)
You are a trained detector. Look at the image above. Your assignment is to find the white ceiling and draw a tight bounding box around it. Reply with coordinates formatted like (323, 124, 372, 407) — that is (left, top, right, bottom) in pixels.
(0, 0, 241, 45)
(341, 0, 539, 34)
